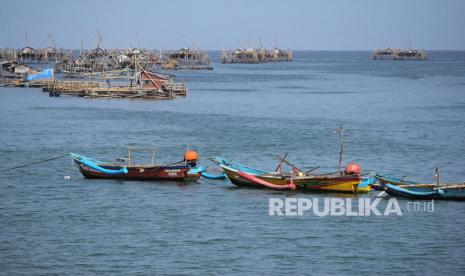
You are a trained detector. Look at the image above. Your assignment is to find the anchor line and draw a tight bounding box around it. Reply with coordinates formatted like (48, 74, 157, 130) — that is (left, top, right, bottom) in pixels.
(0, 154, 67, 173)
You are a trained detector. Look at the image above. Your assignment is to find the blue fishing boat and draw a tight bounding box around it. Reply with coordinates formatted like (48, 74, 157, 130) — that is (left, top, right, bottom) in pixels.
(375, 174, 465, 200)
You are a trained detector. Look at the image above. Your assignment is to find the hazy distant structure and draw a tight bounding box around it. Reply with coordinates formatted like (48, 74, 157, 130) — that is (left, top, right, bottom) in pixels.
(157, 48, 212, 70)
(372, 48, 427, 60)
(221, 47, 293, 64)
(57, 36, 125, 77)
(16, 33, 67, 64)
(221, 37, 292, 64)
(0, 39, 67, 64)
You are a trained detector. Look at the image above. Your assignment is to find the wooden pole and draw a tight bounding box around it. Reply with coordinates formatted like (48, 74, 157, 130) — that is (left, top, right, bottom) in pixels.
(151, 148, 156, 165)
(274, 152, 288, 172)
(274, 155, 303, 173)
(184, 141, 190, 165)
(435, 166, 440, 186)
(337, 126, 344, 174)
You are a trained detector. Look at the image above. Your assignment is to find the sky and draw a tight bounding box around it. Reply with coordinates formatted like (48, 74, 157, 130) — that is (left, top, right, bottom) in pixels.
(0, 0, 464, 50)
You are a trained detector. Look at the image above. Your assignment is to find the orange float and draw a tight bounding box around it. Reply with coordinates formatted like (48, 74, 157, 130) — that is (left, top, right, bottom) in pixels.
(345, 163, 361, 175)
(184, 150, 199, 161)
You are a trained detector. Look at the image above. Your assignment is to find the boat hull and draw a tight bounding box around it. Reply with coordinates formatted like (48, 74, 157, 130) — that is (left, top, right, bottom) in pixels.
(383, 183, 465, 200)
(224, 166, 369, 193)
(75, 160, 200, 181)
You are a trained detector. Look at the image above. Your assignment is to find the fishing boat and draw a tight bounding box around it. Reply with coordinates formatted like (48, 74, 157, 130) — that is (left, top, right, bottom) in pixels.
(375, 172, 465, 200)
(70, 148, 204, 181)
(212, 157, 370, 193)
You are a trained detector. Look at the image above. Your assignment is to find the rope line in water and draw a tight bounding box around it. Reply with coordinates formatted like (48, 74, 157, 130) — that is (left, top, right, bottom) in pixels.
(0, 155, 67, 173)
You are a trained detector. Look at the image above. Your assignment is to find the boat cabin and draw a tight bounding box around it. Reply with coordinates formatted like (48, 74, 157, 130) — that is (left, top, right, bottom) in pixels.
(140, 70, 169, 89)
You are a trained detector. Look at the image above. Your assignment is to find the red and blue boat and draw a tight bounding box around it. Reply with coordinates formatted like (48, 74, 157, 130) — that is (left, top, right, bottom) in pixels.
(70, 149, 204, 182)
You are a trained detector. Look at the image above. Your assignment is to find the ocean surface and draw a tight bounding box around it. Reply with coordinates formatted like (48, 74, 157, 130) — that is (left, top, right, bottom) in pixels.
(1, 51, 465, 275)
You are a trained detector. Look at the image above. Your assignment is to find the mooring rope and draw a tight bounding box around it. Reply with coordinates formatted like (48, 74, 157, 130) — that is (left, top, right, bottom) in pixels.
(0, 154, 67, 173)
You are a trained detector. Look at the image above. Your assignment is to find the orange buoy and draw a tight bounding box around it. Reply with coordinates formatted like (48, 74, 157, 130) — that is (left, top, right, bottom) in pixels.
(345, 162, 361, 175)
(184, 150, 199, 161)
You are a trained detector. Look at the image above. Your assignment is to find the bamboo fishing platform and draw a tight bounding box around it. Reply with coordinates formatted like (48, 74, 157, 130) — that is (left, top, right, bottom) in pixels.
(41, 80, 187, 99)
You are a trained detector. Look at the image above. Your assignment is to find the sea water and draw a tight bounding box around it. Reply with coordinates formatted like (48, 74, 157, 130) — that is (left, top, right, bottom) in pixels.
(1, 51, 465, 274)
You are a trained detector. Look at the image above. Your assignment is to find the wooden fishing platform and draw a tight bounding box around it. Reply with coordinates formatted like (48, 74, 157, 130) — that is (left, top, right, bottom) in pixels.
(0, 60, 188, 100)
